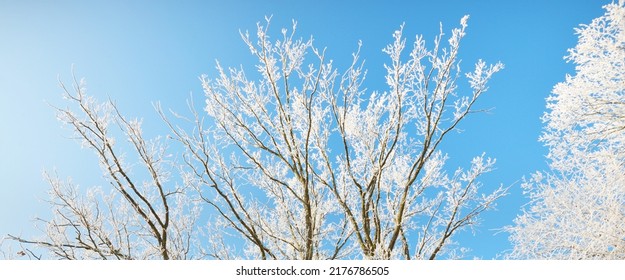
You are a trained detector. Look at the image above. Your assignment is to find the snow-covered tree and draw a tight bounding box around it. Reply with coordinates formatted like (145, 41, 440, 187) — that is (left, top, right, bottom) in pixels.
(8, 77, 202, 260)
(508, 1, 625, 259)
(9, 16, 505, 260)
(163, 16, 504, 260)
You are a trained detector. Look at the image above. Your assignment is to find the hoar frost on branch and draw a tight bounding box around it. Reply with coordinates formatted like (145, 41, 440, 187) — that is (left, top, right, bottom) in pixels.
(165, 16, 505, 260)
(8, 76, 201, 260)
(9, 15, 505, 260)
(508, 1, 625, 259)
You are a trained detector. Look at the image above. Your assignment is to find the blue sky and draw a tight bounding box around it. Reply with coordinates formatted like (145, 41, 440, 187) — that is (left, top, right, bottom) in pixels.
(0, 0, 610, 259)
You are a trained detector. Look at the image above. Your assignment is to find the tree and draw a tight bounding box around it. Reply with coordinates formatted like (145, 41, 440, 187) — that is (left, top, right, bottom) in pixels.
(8, 76, 202, 260)
(9, 16, 505, 260)
(164, 16, 505, 260)
(508, 1, 625, 259)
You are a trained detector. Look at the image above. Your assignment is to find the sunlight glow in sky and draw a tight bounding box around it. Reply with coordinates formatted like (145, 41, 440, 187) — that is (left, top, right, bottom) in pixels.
(0, 0, 610, 259)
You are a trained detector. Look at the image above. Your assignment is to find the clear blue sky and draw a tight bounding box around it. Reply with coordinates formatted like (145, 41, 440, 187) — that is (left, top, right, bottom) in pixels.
(0, 0, 610, 259)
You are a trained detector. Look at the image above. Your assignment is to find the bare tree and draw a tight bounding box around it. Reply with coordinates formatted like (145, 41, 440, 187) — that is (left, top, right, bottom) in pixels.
(9, 76, 201, 260)
(162, 16, 505, 260)
(10, 16, 505, 260)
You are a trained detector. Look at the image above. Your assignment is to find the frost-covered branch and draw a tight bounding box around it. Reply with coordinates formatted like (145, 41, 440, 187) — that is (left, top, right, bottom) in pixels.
(508, 1, 625, 260)
(10, 15, 505, 260)
(9, 75, 200, 259)
(189, 16, 504, 259)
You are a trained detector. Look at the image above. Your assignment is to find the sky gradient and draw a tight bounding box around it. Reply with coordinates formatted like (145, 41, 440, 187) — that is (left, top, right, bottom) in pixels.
(0, 0, 611, 259)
